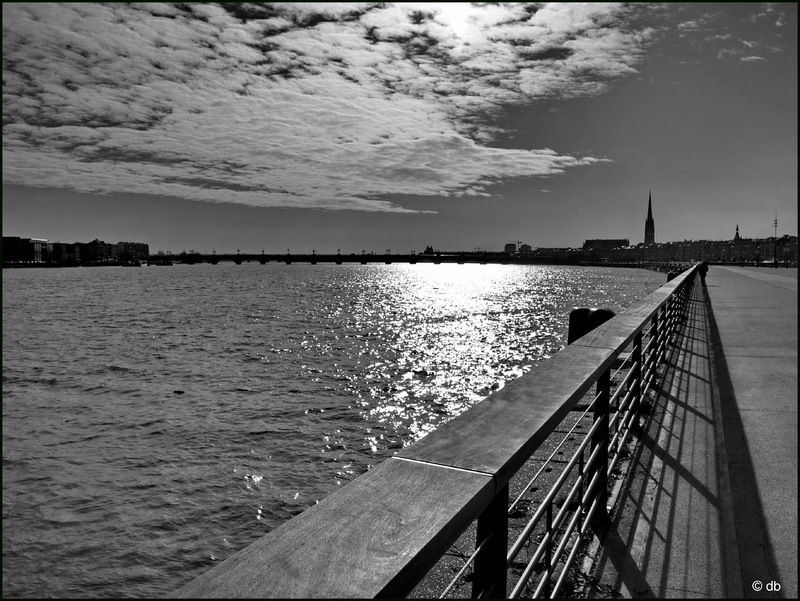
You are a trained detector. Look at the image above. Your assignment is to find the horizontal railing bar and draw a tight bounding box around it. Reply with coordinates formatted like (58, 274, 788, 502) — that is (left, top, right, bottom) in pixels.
(549, 492, 605, 599)
(613, 364, 637, 399)
(438, 530, 495, 598)
(608, 414, 633, 460)
(507, 446, 593, 564)
(548, 502, 584, 586)
(608, 380, 625, 408)
(550, 516, 586, 598)
(524, 482, 607, 600)
(642, 334, 657, 356)
(508, 446, 601, 591)
(506, 418, 606, 562)
(609, 384, 638, 434)
(642, 365, 657, 397)
(610, 402, 637, 457)
(609, 385, 637, 433)
(506, 446, 602, 580)
(610, 344, 635, 378)
(644, 362, 656, 386)
(515, 499, 585, 600)
(608, 419, 636, 478)
(512, 521, 555, 594)
(580, 467, 605, 511)
(508, 396, 597, 514)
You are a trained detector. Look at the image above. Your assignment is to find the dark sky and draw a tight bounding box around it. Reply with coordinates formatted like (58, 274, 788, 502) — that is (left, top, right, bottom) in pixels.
(2, 3, 796, 253)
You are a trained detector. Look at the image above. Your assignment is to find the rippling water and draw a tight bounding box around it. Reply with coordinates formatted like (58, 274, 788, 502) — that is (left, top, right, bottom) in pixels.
(2, 263, 664, 598)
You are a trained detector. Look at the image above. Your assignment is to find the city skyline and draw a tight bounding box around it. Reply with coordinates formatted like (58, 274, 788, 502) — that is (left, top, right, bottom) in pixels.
(2, 3, 797, 254)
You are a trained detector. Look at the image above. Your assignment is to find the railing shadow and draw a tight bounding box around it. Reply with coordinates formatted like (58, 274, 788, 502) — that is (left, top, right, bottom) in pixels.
(589, 285, 729, 597)
(703, 284, 783, 598)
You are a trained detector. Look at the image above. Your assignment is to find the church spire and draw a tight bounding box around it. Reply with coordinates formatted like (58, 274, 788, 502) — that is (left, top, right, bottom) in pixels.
(644, 191, 655, 245)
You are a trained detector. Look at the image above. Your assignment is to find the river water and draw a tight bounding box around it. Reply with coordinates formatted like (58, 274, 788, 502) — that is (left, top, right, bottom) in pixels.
(2, 263, 664, 598)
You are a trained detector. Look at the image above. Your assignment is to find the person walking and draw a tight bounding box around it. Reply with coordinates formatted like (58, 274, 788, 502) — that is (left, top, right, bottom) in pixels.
(699, 260, 709, 285)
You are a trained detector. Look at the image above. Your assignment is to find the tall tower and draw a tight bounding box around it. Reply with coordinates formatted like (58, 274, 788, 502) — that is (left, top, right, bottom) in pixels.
(644, 191, 655, 245)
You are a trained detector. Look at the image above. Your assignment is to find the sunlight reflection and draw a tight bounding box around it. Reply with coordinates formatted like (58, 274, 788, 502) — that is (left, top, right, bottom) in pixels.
(345, 264, 559, 442)
(300, 264, 663, 451)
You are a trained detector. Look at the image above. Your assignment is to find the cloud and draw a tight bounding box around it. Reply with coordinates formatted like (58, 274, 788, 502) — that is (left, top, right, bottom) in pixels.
(747, 2, 795, 28)
(678, 19, 703, 31)
(717, 39, 771, 63)
(2, 2, 648, 212)
(677, 12, 718, 33)
(748, 2, 780, 23)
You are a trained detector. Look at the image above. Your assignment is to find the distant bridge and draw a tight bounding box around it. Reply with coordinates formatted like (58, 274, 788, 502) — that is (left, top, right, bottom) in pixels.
(149, 252, 690, 271)
(164, 252, 519, 265)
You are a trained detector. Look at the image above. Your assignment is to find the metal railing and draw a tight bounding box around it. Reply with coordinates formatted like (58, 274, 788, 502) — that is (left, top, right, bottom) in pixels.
(171, 265, 697, 599)
(440, 270, 694, 598)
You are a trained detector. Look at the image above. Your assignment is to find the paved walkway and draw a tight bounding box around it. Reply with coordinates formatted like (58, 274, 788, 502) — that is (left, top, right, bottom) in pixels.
(588, 267, 797, 598)
(705, 267, 796, 598)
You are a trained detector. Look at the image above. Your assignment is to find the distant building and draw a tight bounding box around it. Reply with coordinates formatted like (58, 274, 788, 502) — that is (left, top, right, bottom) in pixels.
(582, 239, 629, 251)
(30, 238, 51, 263)
(504, 243, 517, 254)
(117, 241, 149, 261)
(79, 239, 115, 263)
(519, 244, 532, 255)
(3, 236, 149, 266)
(644, 191, 655, 245)
(51, 242, 80, 264)
(3, 236, 35, 263)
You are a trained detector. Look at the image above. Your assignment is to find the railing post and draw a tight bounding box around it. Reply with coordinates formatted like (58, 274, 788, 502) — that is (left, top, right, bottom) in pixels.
(651, 312, 659, 365)
(655, 309, 663, 362)
(472, 483, 508, 599)
(666, 296, 676, 341)
(592, 368, 611, 513)
(682, 276, 692, 312)
(667, 303, 673, 357)
(663, 298, 671, 342)
(673, 288, 682, 330)
(633, 332, 643, 416)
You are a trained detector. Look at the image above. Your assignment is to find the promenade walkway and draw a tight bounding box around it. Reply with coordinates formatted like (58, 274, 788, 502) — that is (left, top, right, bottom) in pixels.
(588, 267, 796, 598)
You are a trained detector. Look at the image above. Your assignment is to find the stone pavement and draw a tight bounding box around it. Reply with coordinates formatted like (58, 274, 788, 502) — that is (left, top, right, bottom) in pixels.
(587, 267, 797, 598)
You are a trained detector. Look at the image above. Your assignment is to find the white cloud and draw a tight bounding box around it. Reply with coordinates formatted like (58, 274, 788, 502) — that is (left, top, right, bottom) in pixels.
(678, 19, 702, 31)
(3, 2, 648, 212)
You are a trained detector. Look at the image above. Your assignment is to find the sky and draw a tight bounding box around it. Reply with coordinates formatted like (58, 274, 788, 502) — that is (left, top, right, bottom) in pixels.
(2, 2, 797, 254)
